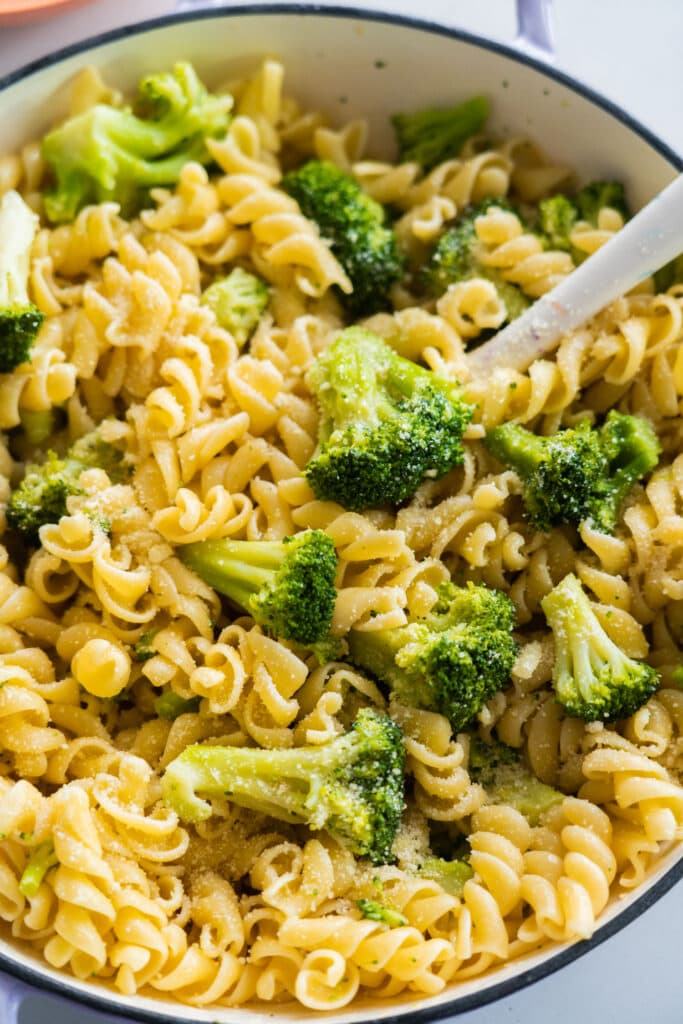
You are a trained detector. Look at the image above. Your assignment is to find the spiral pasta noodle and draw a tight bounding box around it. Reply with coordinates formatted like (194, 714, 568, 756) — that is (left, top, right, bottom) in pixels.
(0, 54, 680, 1015)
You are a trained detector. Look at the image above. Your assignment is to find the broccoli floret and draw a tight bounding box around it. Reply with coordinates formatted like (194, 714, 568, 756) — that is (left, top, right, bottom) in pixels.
(421, 198, 530, 320)
(281, 160, 403, 316)
(392, 96, 489, 171)
(484, 411, 660, 534)
(154, 689, 201, 720)
(66, 431, 127, 480)
(162, 708, 405, 864)
(575, 180, 629, 224)
(178, 529, 338, 649)
(18, 408, 56, 447)
(538, 194, 578, 252)
(6, 429, 127, 541)
(19, 840, 58, 897)
(42, 62, 232, 223)
(468, 736, 563, 824)
(201, 267, 269, 347)
(305, 327, 474, 511)
(357, 898, 408, 927)
(0, 190, 44, 372)
(541, 573, 659, 722)
(348, 581, 517, 731)
(6, 451, 78, 540)
(417, 857, 473, 896)
(538, 182, 629, 257)
(422, 197, 511, 290)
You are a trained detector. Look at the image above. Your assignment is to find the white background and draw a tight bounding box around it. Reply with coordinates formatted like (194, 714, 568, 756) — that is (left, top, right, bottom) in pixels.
(1, 1, 683, 1021)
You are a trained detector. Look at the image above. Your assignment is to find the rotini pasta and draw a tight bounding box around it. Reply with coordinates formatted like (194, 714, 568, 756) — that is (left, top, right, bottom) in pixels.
(0, 55, 680, 1018)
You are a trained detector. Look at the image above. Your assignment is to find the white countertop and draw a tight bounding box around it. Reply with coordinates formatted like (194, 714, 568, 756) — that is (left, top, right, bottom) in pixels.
(1, 2, 682, 1022)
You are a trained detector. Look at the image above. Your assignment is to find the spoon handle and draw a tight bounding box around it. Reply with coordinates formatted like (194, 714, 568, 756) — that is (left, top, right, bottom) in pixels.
(467, 173, 683, 377)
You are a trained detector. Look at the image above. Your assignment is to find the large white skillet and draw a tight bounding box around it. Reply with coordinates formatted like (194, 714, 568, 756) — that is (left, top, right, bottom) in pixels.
(0, 2, 681, 1021)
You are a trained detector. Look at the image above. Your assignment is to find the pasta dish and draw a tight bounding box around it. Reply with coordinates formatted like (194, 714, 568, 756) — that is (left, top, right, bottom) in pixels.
(0, 57, 681, 1012)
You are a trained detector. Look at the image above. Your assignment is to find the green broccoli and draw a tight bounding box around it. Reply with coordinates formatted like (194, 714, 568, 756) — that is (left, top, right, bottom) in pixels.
(154, 689, 201, 720)
(281, 160, 403, 316)
(19, 840, 58, 897)
(6, 429, 127, 541)
(0, 190, 44, 372)
(348, 581, 517, 731)
(178, 529, 338, 649)
(416, 857, 473, 896)
(468, 736, 563, 824)
(538, 181, 629, 254)
(392, 96, 489, 171)
(133, 631, 157, 662)
(162, 708, 405, 864)
(42, 62, 232, 223)
(421, 198, 530, 320)
(484, 411, 660, 534)
(18, 408, 57, 447)
(575, 181, 629, 223)
(537, 194, 578, 252)
(201, 267, 269, 347)
(357, 898, 408, 927)
(305, 327, 474, 511)
(541, 573, 659, 721)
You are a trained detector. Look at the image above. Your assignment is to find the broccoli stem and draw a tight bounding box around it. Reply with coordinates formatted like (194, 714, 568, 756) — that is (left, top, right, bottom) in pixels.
(348, 626, 432, 707)
(154, 690, 201, 720)
(19, 408, 56, 446)
(0, 190, 38, 311)
(178, 531, 338, 649)
(19, 840, 58, 897)
(181, 539, 286, 609)
(162, 709, 406, 864)
(163, 742, 327, 822)
(357, 898, 408, 927)
(0, 190, 44, 372)
(484, 423, 547, 478)
(468, 737, 563, 824)
(418, 857, 473, 896)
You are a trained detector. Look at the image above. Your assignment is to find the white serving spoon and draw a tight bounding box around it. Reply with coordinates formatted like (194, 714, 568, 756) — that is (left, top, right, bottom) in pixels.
(467, 173, 683, 377)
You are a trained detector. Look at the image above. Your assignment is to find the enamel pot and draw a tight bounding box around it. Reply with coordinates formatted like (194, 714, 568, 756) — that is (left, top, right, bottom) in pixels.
(0, 3, 681, 1021)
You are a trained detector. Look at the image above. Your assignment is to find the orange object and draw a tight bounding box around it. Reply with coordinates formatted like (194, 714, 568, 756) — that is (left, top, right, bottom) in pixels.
(0, 0, 94, 25)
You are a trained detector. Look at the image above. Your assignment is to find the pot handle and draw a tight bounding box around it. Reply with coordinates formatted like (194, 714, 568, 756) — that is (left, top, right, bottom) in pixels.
(515, 0, 556, 60)
(174, 0, 557, 61)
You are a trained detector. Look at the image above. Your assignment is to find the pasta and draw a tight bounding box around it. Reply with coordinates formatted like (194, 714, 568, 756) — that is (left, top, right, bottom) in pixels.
(0, 56, 681, 1016)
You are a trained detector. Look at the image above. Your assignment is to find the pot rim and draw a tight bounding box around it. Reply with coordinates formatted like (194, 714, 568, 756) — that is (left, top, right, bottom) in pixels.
(0, 4, 681, 1020)
(1, 2, 681, 170)
(4, 854, 682, 1022)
